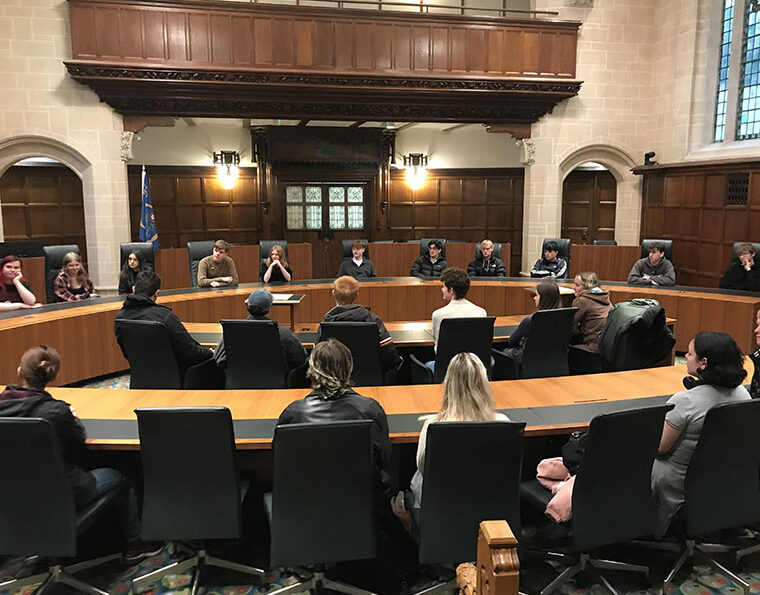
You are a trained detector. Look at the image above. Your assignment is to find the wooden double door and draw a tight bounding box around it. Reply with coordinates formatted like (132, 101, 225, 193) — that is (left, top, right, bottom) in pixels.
(561, 169, 617, 245)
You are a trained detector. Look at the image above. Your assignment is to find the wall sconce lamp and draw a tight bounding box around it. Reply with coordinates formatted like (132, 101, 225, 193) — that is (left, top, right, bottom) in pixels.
(404, 153, 428, 191)
(214, 150, 240, 189)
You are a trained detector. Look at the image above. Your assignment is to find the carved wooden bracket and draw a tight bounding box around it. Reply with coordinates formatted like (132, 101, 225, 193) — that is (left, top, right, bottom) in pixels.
(477, 520, 520, 595)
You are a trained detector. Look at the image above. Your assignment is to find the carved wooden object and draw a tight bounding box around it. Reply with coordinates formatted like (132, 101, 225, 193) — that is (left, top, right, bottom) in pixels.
(477, 520, 519, 595)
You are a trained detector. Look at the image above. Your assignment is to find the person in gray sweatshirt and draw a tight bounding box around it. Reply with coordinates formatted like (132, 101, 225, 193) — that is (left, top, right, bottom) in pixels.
(627, 242, 676, 286)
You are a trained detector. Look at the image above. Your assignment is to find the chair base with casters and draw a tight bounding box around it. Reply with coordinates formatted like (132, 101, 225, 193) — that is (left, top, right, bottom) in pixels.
(263, 563, 377, 595)
(0, 552, 121, 595)
(131, 544, 264, 594)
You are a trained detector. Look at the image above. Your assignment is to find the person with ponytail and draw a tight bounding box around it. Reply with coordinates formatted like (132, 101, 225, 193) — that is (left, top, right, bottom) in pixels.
(0, 255, 40, 311)
(0, 345, 160, 562)
(277, 338, 392, 502)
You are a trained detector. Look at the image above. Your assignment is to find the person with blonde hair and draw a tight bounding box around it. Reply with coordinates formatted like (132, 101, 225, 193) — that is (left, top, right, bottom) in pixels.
(261, 244, 292, 282)
(336, 240, 376, 279)
(54, 252, 96, 302)
(571, 271, 611, 352)
(277, 339, 391, 501)
(467, 239, 505, 277)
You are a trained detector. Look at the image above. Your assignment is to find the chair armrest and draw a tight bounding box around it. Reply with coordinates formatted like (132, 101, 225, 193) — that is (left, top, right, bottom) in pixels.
(287, 361, 310, 389)
(568, 345, 603, 375)
(383, 355, 404, 386)
(409, 354, 434, 384)
(491, 349, 518, 381)
(183, 358, 224, 389)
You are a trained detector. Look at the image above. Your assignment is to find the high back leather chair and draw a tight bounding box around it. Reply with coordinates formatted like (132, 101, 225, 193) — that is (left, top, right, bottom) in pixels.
(269, 420, 376, 595)
(419, 238, 447, 259)
(186, 240, 214, 287)
(418, 421, 525, 586)
(319, 321, 398, 386)
(341, 239, 370, 260)
(662, 399, 760, 593)
(521, 307, 578, 379)
(114, 319, 222, 389)
(132, 407, 264, 593)
(43, 244, 80, 303)
(730, 241, 760, 264)
(0, 418, 122, 595)
(259, 240, 289, 262)
(520, 404, 673, 594)
(640, 239, 674, 265)
(592, 240, 617, 246)
(474, 242, 503, 260)
(542, 238, 571, 264)
(221, 319, 289, 389)
(409, 316, 496, 384)
(120, 241, 154, 269)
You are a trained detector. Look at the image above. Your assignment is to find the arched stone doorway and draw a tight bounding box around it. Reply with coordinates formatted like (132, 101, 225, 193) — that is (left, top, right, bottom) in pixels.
(561, 161, 616, 245)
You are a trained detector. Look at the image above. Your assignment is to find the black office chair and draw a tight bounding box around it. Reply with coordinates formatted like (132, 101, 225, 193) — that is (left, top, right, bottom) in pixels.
(341, 239, 370, 260)
(132, 407, 264, 593)
(730, 241, 760, 264)
(43, 244, 80, 303)
(268, 420, 377, 595)
(416, 421, 525, 594)
(542, 238, 571, 263)
(186, 240, 214, 288)
(0, 418, 122, 595)
(120, 241, 155, 269)
(409, 316, 496, 384)
(259, 240, 289, 262)
(640, 239, 674, 264)
(658, 400, 760, 593)
(221, 319, 289, 389)
(114, 319, 222, 389)
(474, 242, 503, 260)
(419, 238, 447, 259)
(592, 240, 617, 246)
(493, 307, 577, 379)
(521, 404, 673, 595)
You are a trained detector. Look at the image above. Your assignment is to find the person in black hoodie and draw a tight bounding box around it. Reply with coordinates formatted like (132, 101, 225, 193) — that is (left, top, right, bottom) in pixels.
(0, 345, 159, 561)
(720, 243, 760, 292)
(114, 270, 213, 374)
(319, 275, 401, 372)
(467, 239, 506, 277)
(117, 250, 152, 295)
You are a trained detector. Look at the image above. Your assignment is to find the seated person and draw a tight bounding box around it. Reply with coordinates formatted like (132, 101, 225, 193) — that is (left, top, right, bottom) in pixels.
(627, 242, 675, 286)
(501, 280, 560, 364)
(410, 239, 448, 278)
(0, 255, 41, 311)
(720, 242, 760, 291)
(260, 244, 292, 282)
(432, 267, 486, 352)
(571, 271, 611, 352)
(319, 275, 400, 372)
(391, 353, 509, 532)
(198, 239, 238, 288)
(277, 339, 392, 505)
(114, 270, 213, 374)
(530, 240, 568, 279)
(214, 288, 307, 372)
(467, 239, 506, 277)
(54, 252, 97, 302)
(0, 345, 160, 561)
(118, 250, 152, 295)
(337, 240, 376, 279)
(651, 332, 750, 538)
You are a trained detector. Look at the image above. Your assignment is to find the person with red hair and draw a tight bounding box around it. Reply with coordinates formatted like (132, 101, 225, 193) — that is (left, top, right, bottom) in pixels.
(0, 255, 40, 311)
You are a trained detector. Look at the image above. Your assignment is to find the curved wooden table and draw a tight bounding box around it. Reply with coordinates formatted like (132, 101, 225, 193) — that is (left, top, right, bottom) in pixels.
(0, 277, 758, 386)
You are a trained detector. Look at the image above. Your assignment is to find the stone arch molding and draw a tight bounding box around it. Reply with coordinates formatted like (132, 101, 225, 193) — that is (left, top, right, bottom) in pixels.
(0, 135, 93, 244)
(557, 143, 641, 246)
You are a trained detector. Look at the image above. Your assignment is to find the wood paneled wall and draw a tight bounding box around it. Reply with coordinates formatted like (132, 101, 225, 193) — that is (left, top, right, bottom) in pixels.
(385, 168, 523, 275)
(0, 166, 88, 264)
(635, 159, 760, 288)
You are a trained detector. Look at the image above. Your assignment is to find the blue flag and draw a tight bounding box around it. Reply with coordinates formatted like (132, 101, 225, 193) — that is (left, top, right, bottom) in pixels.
(139, 166, 158, 249)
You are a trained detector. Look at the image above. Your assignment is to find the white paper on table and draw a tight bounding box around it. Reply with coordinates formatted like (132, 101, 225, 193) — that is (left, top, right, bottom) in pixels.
(272, 294, 294, 301)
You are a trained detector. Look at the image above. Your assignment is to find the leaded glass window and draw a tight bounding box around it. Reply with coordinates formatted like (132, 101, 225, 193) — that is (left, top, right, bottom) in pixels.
(715, 0, 734, 142)
(738, 0, 760, 139)
(284, 183, 366, 230)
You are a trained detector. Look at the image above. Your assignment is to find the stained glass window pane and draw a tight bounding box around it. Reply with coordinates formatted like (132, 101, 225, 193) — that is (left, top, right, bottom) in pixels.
(715, 0, 734, 142)
(305, 186, 322, 202)
(738, 1, 760, 139)
(305, 205, 322, 229)
(286, 186, 302, 202)
(347, 205, 363, 229)
(287, 205, 303, 229)
(329, 206, 346, 228)
(329, 187, 345, 203)
(347, 187, 363, 202)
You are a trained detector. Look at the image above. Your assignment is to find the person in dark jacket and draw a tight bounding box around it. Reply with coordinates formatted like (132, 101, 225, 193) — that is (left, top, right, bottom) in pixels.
(319, 275, 400, 372)
(720, 243, 760, 292)
(0, 345, 159, 561)
(336, 240, 376, 279)
(410, 239, 448, 278)
(118, 250, 152, 295)
(530, 240, 568, 279)
(627, 243, 676, 286)
(467, 239, 506, 277)
(0, 254, 40, 311)
(500, 280, 560, 364)
(277, 339, 392, 505)
(114, 270, 213, 373)
(214, 288, 307, 371)
(571, 271, 612, 352)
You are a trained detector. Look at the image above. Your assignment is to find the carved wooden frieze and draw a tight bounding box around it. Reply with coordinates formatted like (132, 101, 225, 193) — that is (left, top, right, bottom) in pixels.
(65, 0, 582, 125)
